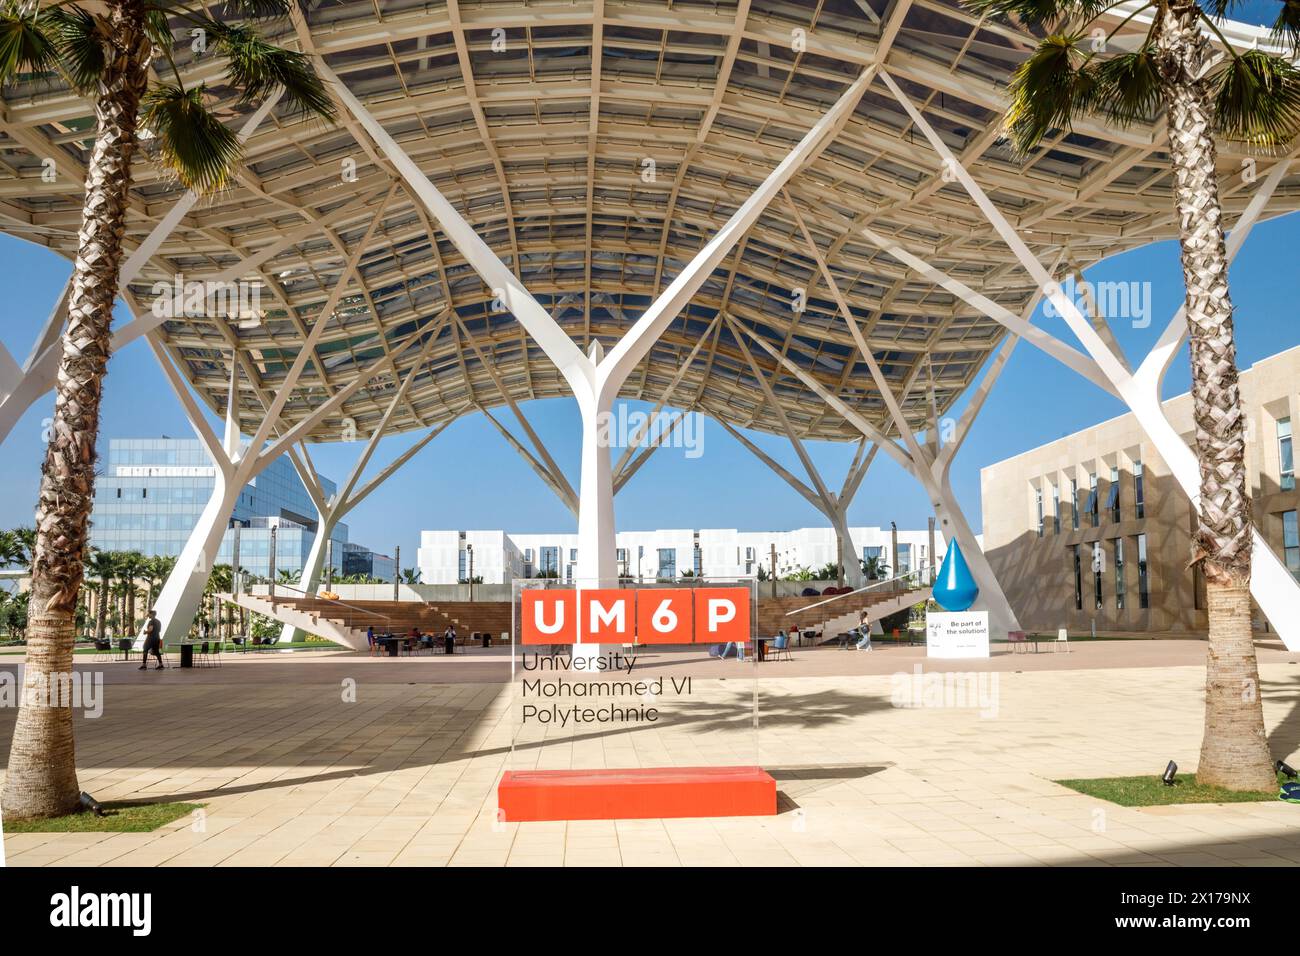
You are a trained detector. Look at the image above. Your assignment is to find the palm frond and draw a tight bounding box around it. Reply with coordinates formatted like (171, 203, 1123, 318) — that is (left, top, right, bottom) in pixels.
(1093, 48, 1161, 126)
(0, 6, 58, 82)
(1269, 0, 1300, 50)
(1004, 33, 1099, 152)
(219, 0, 298, 20)
(141, 83, 242, 192)
(45, 6, 104, 93)
(1213, 49, 1300, 148)
(205, 20, 335, 118)
(143, 8, 174, 54)
(963, 0, 1114, 29)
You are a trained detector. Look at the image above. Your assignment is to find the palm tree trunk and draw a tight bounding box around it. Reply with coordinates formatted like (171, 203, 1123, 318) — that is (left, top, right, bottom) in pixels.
(1, 0, 151, 820)
(93, 583, 106, 641)
(1156, 2, 1275, 792)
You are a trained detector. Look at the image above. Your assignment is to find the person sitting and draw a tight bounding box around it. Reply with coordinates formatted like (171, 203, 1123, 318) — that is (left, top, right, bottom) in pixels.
(719, 641, 746, 661)
(367, 626, 376, 653)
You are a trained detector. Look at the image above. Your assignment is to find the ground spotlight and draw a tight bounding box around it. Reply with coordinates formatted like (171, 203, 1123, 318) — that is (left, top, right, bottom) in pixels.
(1161, 761, 1178, 786)
(79, 792, 106, 817)
(1277, 760, 1297, 779)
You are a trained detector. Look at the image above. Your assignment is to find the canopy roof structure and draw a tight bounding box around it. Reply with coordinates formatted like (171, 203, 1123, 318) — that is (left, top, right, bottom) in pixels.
(5, 0, 1300, 648)
(4, 0, 1298, 446)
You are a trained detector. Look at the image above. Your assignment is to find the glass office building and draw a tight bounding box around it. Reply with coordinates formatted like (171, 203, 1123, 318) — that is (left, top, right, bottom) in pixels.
(90, 438, 390, 579)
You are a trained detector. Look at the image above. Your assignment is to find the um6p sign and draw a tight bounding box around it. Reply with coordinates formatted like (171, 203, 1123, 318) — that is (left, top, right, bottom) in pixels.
(521, 587, 750, 646)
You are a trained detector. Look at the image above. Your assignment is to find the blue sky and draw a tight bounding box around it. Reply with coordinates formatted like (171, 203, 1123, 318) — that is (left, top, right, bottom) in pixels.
(2, 207, 1298, 561)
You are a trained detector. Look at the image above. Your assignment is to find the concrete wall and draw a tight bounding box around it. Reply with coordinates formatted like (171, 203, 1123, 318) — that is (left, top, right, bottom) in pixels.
(981, 346, 1300, 636)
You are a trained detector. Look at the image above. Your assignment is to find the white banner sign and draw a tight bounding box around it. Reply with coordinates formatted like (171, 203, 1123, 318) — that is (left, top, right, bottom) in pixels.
(926, 610, 990, 659)
(115, 466, 216, 477)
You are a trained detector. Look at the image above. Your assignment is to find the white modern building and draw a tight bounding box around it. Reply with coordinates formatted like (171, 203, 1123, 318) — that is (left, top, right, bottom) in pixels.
(417, 526, 943, 585)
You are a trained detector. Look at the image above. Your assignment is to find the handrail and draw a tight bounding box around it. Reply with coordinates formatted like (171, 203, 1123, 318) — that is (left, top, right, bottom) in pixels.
(784, 568, 930, 617)
(242, 582, 393, 628)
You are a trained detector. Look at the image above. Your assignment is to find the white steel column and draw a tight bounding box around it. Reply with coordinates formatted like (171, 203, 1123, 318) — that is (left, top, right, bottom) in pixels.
(319, 57, 876, 585)
(276, 321, 449, 641)
(872, 68, 1300, 648)
(723, 316, 874, 586)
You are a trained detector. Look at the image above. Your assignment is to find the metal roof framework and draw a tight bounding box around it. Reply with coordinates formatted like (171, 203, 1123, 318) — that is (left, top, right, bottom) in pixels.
(1, 0, 1298, 643)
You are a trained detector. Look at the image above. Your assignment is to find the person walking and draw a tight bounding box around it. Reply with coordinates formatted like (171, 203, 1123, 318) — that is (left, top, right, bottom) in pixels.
(855, 608, 873, 651)
(139, 609, 164, 670)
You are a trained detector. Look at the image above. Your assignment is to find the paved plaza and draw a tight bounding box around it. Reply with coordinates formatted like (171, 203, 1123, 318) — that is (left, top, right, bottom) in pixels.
(2, 642, 1299, 867)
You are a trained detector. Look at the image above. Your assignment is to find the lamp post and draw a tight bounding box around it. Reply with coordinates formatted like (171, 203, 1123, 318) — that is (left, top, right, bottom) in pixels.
(467, 543, 474, 601)
(267, 524, 277, 602)
(393, 545, 400, 602)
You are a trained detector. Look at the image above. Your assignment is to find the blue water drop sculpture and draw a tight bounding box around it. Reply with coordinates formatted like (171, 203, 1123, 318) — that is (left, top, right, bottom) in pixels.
(932, 539, 979, 612)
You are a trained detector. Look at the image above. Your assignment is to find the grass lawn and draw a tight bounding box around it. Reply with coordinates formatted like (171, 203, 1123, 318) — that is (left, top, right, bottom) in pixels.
(2, 801, 205, 833)
(1055, 773, 1289, 807)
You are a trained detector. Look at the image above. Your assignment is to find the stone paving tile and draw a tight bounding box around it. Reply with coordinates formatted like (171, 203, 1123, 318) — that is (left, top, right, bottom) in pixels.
(3, 651, 1300, 867)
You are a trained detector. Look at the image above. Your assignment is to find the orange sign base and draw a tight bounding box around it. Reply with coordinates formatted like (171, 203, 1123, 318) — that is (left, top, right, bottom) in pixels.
(498, 766, 777, 822)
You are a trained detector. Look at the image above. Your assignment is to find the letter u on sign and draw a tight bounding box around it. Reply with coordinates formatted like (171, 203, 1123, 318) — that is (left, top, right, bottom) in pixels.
(521, 590, 577, 644)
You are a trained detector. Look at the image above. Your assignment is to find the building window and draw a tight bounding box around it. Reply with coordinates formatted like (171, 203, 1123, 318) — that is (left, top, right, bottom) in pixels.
(1071, 545, 1083, 611)
(1279, 419, 1295, 491)
(1107, 465, 1120, 522)
(693, 547, 702, 576)
(540, 546, 558, 575)
(1284, 510, 1299, 581)
(657, 548, 676, 580)
(458, 549, 466, 580)
(1086, 473, 1099, 527)
(1052, 485, 1061, 534)
(1035, 488, 1044, 537)
(1113, 538, 1125, 610)
(616, 548, 627, 563)
(1136, 533, 1149, 609)
(569, 548, 577, 562)
(1134, 460, 1145, 519)
(1070, 478, 1079, 530)
(897, 544, 911, 575)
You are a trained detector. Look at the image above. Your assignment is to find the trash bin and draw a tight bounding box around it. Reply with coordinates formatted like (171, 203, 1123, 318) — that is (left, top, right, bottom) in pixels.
(481, 632, 491, 648)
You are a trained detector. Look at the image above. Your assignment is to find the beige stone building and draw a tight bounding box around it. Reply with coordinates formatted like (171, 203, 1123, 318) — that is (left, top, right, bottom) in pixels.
(981, 346, 1300, 637)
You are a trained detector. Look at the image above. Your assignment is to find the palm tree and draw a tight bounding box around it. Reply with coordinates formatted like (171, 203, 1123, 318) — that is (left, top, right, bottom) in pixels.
(142, 553, 176, 611)
(861, 555, 890, 581)
(0, 0, 334, 820)
(117, 550, 146, 636)
(8, 526, 36, 571)
(966, 0, 1300, 791)
(0, 530, 22, 569)
(400, 567, 422, 585)
(85, 548, 118, 641)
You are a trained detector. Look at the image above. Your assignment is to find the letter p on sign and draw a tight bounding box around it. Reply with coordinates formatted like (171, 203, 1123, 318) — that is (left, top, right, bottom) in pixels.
(695, 587, 749, 643)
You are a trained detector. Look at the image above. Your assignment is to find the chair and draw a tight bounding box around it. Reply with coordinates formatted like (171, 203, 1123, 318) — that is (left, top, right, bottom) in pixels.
(772, 633, 793, 661)
(196, 641, 210, 667)
(1007, 630, 1029, 654)
(208, 639, 223, 668)
(1056, 628, 1070, 653)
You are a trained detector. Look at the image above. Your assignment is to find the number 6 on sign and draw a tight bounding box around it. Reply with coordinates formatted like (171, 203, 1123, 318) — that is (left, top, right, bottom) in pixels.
(636, 589, 693, 644)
